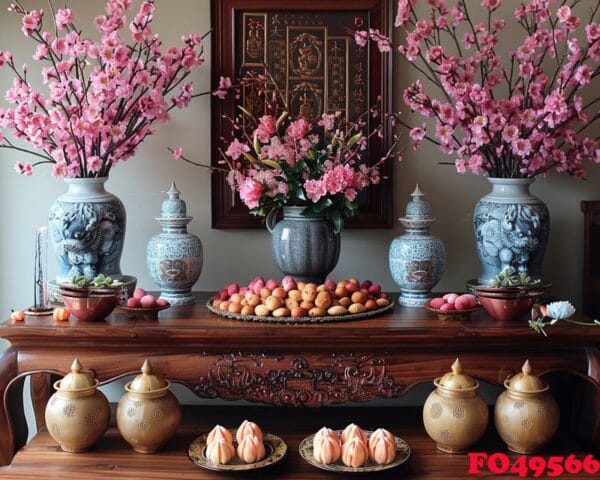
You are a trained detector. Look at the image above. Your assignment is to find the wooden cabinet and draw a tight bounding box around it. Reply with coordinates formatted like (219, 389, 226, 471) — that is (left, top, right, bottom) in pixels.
(1, 294, 600, 478)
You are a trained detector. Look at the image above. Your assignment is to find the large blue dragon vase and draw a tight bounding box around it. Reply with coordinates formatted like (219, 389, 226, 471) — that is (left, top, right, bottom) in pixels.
(48, 177, 126, 284)
(474, 178, 549, 284)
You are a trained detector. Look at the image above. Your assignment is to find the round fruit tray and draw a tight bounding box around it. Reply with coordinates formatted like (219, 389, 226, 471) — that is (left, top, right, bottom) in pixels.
(207, 298, 394, 324)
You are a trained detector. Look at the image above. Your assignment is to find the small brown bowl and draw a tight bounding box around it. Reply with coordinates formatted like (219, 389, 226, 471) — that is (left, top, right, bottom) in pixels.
(425, 303, 481, 321)
(61, 291, 119, 322)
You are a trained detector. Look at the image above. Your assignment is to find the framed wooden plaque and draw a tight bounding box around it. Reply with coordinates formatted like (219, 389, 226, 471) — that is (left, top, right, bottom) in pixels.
(211, 0, 393, 229)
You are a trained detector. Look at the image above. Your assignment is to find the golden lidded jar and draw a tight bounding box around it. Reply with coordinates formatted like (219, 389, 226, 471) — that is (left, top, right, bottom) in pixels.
(423, 358, 489, 454)
(44, 358, 110, 453)
(494, 360, 559, 454)
(116, 359, 181, 454)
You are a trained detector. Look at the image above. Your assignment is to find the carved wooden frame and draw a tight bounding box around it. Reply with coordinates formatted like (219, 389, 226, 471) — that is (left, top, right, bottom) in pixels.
(211, 0, 393, 229)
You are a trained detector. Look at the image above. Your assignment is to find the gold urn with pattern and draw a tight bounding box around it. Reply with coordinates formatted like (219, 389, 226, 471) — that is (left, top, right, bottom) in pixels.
(494, 360, 559, 454)
(422, 358, 489, 454)
(116, 359, 181, 454)
(44, 358, 110, 453)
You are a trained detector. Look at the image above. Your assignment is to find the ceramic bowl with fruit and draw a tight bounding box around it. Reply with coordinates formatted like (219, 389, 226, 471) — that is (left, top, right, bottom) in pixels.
(425, 293, 481, 321)
(117, 288, 170, 319)
(59, 274, 123, 322)
(209, 276, 393, 323)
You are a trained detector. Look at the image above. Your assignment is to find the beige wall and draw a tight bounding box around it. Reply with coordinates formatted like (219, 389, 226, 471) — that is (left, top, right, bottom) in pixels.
(0, 0, 598, 428)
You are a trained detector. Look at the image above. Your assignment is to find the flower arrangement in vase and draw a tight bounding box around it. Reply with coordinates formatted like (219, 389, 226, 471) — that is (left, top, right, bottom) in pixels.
(175, 71, 402, 281)
(354, 0, 600, 282)
(0, 0, 208, 283)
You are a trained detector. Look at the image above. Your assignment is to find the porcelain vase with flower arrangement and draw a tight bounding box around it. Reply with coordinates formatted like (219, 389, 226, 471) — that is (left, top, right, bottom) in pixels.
(355, 0, 600, 282)
(0, 0, 208, 283)
(176, 72, 401, 281)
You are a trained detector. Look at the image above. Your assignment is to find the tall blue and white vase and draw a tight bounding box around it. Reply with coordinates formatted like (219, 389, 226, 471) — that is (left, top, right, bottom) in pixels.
(389, 185, 445, 307)
(147, 183, 203, 305)
(48, 177, 126, 284)
(473, 178, 549, 284)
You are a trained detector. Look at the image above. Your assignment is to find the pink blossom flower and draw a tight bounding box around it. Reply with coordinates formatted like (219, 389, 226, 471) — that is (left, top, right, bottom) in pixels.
(213, 76, 232, 99)
(395, 0, 415, 27)
(51, 162, 67, 178)
(225, 138, 250, 160)
(512, 138, 532, 157)
(318, 113, 336, 131)
(55, 8, 73, 29)
(574, 65, 592, 86)
(557, 6, 571, 23)
(14, 161, 33, 176)
(287, 118, 310, 140)
(238, 178, 263, 209)
(171, 147, 183, 160)
(255, 115, 277, 143)
(21, 10, 42, 37)
(409, 124, 426, 142)
(354, 30, 368, 47)
(481, 0, 501, 10)
(87, 156, 103, 173)
(304, 179, 327, 203)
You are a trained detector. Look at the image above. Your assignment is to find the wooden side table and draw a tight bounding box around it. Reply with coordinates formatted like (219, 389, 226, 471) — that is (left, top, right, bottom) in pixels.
(1, 294, 600, 479)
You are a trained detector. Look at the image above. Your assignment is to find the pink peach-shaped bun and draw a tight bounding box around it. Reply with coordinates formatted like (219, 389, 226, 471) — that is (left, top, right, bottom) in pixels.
(442, 293, 459, 304)
(325, 279, 336, 290)
(440, 303, 456, 311)
(266, 279, 278, 290)
(127, 297, 141, 308)
(368, 284, 381, 296)
(345, 282, 359, 293)
(282, 276, 295, 284)
(141, 295, 157, 308)
(360, 280, 373, 290)
(239, 286, 248, 296)
(455, 294, 477, 311)
(133, 288, 146, 299)
(429, 297, 446, 309)
(156, 298, 169, 307)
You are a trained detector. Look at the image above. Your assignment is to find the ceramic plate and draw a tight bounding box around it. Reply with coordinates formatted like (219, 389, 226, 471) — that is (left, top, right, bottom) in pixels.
(188, 431, 287, 472)
(299, 430, 410, 473)
(424, 303, 481, 321)
(115, 304, 170, 319)
(206, 298, 394, 324)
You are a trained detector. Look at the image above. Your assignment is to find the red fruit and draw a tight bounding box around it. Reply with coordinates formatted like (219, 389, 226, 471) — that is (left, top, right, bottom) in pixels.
(227, 283, 239, 296)
(346, 282, 359, 293)
(140, 295, 157, 308)
(440, 303, 456, 312)
(252, 279, 265, 295)
(133, 288, 146, 299)
(282, 276, 295, 284)
(239, 286, 248, 296)
(443, 293, 459, 304)
(266, 279, 278, 290)
(282, 280, 297, 292)
(216, 290, 229, 301)
(325, 279, 336, 290)
(368, 284, 381, 296)
(380, 292, 389, 300)
(429, 297, 446, 309)
(127, 297, 141, 308)
(360, 280, 373, 290)
(156, 298, 169, 307)
(455, 294, 477, 311)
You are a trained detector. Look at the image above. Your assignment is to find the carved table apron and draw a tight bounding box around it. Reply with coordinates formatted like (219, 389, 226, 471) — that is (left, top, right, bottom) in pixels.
(1, 293, 600, 466)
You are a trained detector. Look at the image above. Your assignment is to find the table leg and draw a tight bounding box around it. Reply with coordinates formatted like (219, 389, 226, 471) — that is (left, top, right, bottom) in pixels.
(29, 372, 52, 432)
(0, 347, 27, 466)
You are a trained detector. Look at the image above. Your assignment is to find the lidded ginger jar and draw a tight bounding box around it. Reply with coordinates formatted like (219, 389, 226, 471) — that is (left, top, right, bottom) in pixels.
(494, 360, 559, 454)
(116, 359, 181, 453)
(423, 358, 488, 453)
(45, 358, 110, 453)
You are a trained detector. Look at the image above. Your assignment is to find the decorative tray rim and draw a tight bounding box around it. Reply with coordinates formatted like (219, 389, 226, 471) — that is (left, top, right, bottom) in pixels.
(299, 429, 411, 473)
(206, 297, 395, 324)
(188, 431, 287, 472)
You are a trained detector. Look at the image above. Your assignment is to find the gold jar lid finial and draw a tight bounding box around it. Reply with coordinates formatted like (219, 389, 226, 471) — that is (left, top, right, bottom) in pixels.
(437, 358, 478, 390)
(505, 360, 548, 393)
(58, 358, 97, 391)
(128, 359, 169, 393)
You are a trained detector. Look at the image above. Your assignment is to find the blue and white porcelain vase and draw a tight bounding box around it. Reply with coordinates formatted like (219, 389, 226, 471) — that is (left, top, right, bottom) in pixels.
(389, 186, 445, 307)
(474, 178, 549, 284)
(48, 177, 126, 284)
(266, 206, 341, 282)
(146, 183, 202, 305)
